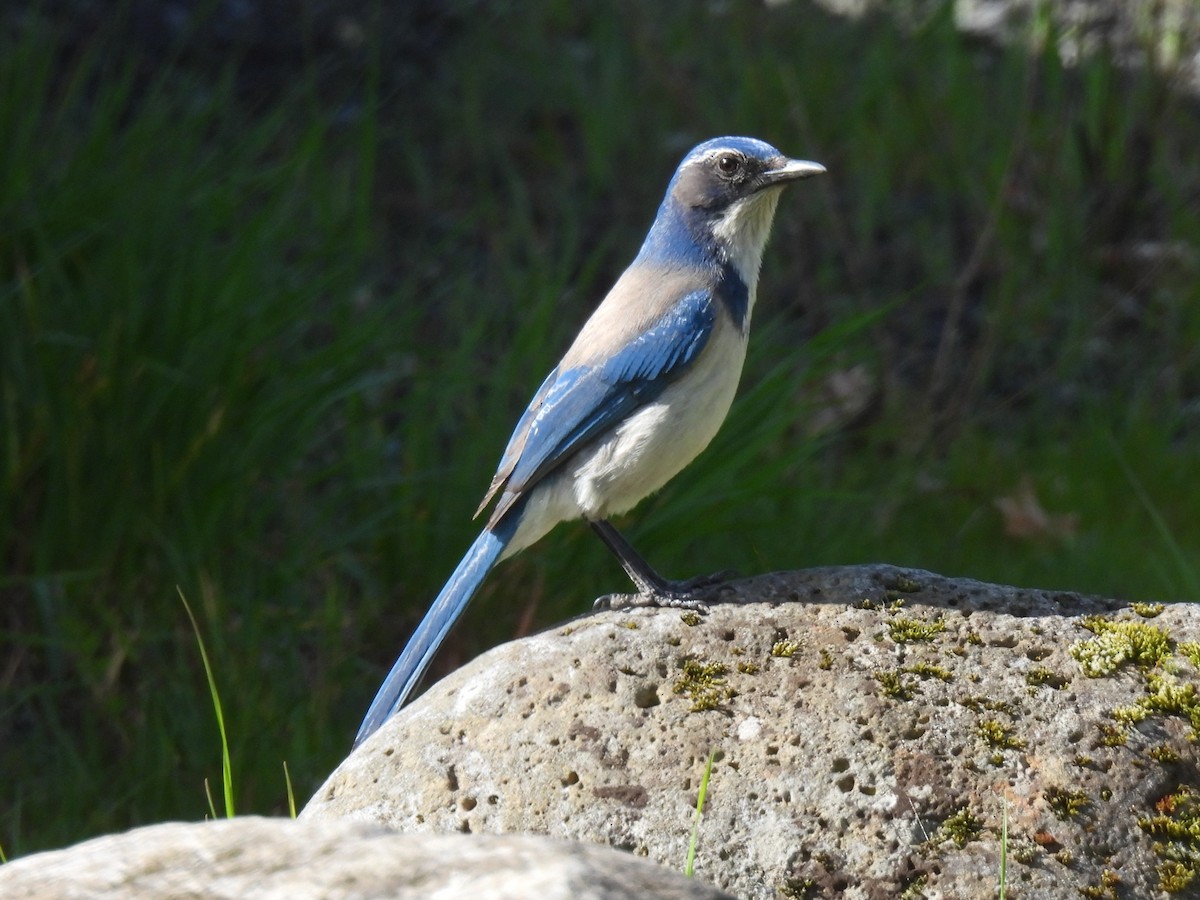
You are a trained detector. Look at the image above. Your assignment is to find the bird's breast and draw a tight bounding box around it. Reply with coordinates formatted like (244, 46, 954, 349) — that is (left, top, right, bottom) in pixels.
(570, 316, 749, 518)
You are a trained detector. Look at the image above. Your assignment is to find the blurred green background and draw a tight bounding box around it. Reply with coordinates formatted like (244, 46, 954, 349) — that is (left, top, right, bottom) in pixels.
(3, 0, 1199, 857)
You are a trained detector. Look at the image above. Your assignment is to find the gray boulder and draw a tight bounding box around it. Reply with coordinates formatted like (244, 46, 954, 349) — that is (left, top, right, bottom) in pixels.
(0, 817, 733, 899)
(304, 565, 1200, 899)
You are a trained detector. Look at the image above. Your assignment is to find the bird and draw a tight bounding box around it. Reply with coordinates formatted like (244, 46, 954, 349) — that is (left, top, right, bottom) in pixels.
(355, 136, 825, 747)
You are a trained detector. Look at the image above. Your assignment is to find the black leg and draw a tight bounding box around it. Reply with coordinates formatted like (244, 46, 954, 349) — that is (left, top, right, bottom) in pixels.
(588, 520, 731, 611)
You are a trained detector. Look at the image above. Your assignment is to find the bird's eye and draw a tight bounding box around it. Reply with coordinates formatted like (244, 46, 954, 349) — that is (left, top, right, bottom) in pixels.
(715, 153, 742, 177)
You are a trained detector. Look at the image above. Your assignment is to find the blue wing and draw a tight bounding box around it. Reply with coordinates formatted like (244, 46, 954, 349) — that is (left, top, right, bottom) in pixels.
(358, 290, 716, 744)
(481, 289, 716, 525)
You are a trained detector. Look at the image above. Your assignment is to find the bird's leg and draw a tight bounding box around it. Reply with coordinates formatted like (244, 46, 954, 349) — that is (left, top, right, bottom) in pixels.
(588, 520, 732, 611)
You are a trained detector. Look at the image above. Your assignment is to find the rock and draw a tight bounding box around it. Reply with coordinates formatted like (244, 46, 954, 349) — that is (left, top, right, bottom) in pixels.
(0, 816, 733, 899)
(304, 565, 1200, 899)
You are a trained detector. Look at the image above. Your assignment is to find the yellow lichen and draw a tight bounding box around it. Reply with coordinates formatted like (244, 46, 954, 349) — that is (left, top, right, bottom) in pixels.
(1078, 869, 1121, 899)
(903, 662, 954, 682)
(1026, 667, 1069, 689)
(977, 719, 1025, 751)
(1044, 786, 1090, 820)
(875, 670, 918, 700)
(930, 807, 982, 848)
(772, 639, 802, 658)
(673, 658, 731, 711)
(1138, 784, 1200, 893)
(888, 616, 946, 643)
(1071, 618, 1171, 676)
(1180, 642, 1200, 669)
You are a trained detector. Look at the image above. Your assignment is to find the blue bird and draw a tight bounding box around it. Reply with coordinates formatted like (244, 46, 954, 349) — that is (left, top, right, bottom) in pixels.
(355, 136, 825, 747)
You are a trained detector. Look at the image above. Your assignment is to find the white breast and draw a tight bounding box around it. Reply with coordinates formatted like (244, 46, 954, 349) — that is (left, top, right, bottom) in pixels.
(501, 314, 749, 559)
(572, 314, 748, 518)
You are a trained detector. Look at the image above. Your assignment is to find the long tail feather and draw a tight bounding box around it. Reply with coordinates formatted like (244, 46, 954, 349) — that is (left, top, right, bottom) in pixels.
(354, 519, 516, 747)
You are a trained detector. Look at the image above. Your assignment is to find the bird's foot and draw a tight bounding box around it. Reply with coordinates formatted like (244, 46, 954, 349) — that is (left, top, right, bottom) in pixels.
(593, 569, 736, 612)
(593, 590, 710, 613)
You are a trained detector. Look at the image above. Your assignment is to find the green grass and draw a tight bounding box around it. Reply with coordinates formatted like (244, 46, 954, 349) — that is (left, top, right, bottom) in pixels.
(181, 591, 233, 819)
(685, 748, 718, 878)
(1, 13, 387, 851)
(283, 761, 297, 820)
(998, 796, 1009, 899)
(2, 1, 1199, 860)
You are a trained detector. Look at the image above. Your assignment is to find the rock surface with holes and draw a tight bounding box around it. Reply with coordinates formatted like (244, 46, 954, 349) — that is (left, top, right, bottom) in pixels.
(304, 565, 1200, 899)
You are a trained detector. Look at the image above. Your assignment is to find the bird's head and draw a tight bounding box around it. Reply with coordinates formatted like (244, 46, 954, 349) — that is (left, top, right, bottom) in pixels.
(647, 136, 825, 284)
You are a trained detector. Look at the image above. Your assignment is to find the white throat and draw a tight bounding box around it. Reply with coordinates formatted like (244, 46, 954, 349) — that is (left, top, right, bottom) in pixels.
(711, 186, 784, 297)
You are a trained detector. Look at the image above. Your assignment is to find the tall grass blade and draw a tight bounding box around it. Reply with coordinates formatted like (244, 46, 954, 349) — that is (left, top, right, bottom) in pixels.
(284, 761, 297, 819)
(203, 778, 218, 821)
(685, 749, 718, 877)
(998, 796, 1008, 899)
(181, 589, 235, 818)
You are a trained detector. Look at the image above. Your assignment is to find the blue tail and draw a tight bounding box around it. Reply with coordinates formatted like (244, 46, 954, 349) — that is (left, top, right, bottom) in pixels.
(353, 517, 517, 747)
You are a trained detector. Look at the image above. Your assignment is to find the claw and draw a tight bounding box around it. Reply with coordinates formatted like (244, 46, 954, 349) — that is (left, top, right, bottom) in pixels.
(593, 593, 618, 611)
(594, 569, 732, 613)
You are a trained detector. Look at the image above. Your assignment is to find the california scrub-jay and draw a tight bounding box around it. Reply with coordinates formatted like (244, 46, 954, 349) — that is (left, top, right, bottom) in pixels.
(355, 136, 824, 747)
